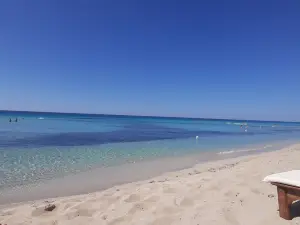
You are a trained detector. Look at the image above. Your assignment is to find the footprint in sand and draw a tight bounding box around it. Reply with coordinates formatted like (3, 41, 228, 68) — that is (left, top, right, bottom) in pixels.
(163, 187, 177, 194)
(63, 205, 98, 219)
(128, 202, 149, 214)
(224, 190, 237, 198)
(174, 196, 194, 207)
(180, 197, 194, 206)
(206, 184, 221, 191)
(107, 216, 127, 225)
(63, 203, 75, 210)
(124, 194, 141, 203)
(75, 207, 97, 217)
(144, 195, 160, 203)
(194, 169, 201, 174)
(222, 208, 240, 225)
(161, 206, 181, 214)
(151, 216, 174, 225)
(0, 209, 16, 216)
(202, 177, 212, 182)
(250, 187, 261, 195)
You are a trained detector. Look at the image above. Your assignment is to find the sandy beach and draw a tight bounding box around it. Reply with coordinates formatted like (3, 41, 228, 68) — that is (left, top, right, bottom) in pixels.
(1, 144, 300, 225)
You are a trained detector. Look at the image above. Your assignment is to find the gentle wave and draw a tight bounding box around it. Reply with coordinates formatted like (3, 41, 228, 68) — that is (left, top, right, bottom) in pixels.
(226, 122, 248, 126)
(218, 145, 273, 154)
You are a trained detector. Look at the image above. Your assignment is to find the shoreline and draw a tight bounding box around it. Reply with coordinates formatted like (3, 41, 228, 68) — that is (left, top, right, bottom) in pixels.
(0, 141, 287, 205)
(0, 140, 297, 206)
(1, 143, 300, 224)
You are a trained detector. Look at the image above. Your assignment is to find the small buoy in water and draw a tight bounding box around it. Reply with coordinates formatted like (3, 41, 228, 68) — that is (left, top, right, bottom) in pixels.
(196, 136, 199, 139)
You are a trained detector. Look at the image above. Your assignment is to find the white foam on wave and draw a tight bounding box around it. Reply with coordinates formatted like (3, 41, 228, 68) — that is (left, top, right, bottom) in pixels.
(233, 122, 247, 126)
(218, 150, 235, 154)
(263, 144, 273, 149)
(218, 145, 273, 155)
(38, 117, 44, 120)
(226, 122, 248, 126)
(218, 149, 252, 155)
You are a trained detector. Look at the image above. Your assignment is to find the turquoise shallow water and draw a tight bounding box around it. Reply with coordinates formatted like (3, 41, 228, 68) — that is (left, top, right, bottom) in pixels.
(1, 110, 300, 190)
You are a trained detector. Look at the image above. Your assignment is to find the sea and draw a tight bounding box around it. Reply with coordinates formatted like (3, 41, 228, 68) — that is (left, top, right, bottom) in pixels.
(1, 110, 300, 203)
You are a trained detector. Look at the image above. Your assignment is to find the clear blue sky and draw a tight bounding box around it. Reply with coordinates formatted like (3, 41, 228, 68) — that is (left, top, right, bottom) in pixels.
(0, 0, 299, 121)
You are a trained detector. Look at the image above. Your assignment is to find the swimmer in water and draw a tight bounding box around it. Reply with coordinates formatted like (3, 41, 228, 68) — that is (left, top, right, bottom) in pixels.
(9, 118, 12, 122)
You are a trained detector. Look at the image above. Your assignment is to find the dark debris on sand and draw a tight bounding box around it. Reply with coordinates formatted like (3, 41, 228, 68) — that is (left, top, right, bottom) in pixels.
(44, 204, 56, 212)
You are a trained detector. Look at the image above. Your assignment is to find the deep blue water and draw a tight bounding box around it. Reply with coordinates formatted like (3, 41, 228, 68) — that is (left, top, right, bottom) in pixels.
(0, 110, 300, 190)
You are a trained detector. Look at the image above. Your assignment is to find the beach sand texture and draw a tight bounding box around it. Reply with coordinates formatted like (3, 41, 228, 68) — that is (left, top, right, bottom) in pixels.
(1, 144, 300, 225)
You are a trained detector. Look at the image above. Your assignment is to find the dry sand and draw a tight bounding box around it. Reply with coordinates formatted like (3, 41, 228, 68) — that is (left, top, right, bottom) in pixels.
(1, 144, 300, 225)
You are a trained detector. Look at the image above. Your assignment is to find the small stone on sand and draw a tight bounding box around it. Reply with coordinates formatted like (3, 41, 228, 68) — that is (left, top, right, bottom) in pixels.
(44, 204, 56, 212)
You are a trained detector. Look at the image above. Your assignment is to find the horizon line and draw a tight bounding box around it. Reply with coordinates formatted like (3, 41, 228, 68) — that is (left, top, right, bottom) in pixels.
(0, 109, 298, 123)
